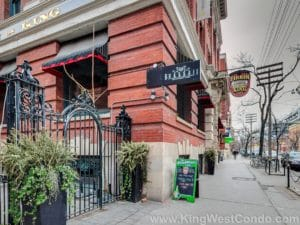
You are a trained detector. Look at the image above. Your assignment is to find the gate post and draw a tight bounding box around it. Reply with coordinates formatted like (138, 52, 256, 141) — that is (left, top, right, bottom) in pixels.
(115, 105, 132, 141)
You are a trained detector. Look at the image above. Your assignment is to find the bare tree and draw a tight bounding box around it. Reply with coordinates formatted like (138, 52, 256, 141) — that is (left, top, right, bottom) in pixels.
(240, 49, 300, 156)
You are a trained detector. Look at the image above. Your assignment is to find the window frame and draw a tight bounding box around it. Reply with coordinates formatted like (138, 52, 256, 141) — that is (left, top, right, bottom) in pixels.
(9, 0, 21, 17)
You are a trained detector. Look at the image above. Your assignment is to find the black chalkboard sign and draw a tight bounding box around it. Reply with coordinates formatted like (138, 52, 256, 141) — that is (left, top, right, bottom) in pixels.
(173, 159, 198, 203)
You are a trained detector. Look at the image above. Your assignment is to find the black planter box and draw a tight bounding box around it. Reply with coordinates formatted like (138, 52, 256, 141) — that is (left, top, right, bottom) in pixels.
(206, 160, 215, 175)
(126, 165, 143, 203)
(23, 190, 67, 225)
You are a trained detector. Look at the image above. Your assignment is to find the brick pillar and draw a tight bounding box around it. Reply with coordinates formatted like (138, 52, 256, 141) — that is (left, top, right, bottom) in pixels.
(0, 0, 9, 21)
(17, 42, 63, 112)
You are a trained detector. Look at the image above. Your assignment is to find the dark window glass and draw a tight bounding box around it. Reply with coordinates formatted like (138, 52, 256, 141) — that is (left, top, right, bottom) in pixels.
(9, 0, 21, 17)
(177, 85, 191, 122)
(0, 85, 7, 124)
(176, 50, 192, 123)
(63, 73, 108, 110)
(198, 104, 205, 131)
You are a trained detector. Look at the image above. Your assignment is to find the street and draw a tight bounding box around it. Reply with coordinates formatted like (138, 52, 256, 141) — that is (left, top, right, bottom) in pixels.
(68, 157, 300, 225)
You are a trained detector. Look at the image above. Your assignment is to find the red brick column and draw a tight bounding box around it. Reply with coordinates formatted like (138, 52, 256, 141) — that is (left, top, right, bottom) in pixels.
(17, 42, 63, 112)
(0, 0, 9, 21)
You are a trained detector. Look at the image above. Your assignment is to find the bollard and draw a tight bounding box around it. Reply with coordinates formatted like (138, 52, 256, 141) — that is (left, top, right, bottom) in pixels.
(287, 166, 290, 188)
(268, 160, 271, 175)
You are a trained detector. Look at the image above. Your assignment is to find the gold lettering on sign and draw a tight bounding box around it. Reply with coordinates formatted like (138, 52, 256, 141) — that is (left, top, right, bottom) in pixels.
(7, 29, 15, 36)
(22, 8, 60, 31)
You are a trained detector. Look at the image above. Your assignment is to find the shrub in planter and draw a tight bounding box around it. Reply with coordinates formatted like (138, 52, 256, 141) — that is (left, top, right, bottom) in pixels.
(0, 131, 77, 225)
(118, 142, 149, 202)
(204, 149, 216, 175)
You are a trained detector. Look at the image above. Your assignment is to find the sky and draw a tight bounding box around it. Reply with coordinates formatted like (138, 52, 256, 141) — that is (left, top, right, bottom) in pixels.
(221, 0, 300, 130)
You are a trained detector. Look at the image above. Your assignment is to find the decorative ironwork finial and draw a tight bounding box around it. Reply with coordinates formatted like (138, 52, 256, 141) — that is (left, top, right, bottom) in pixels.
(18, 60, 39, 84)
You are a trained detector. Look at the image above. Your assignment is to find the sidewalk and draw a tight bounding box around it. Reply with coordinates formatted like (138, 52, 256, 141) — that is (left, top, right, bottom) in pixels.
(68, 157, 300, 225)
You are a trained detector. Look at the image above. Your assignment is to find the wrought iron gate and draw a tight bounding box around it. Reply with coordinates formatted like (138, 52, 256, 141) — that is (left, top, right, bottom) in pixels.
(1, 61, 131, 223)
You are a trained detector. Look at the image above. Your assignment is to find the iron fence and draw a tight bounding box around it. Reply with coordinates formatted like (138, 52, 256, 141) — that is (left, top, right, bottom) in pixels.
(287, 166, 300, 195)
(1, 61, 131, 222)
(0, 175, 8, 225)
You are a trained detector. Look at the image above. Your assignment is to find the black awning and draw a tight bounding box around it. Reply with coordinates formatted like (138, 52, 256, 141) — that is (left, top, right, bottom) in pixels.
(42, 32, 108, 78)
(197, 89, 215, 108)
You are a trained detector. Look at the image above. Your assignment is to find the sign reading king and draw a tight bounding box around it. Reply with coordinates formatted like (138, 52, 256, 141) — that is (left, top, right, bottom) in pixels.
(228, 70, 251, 97)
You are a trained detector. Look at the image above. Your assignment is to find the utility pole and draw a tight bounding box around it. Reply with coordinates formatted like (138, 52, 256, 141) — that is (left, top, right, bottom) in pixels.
(245, 113, 257, 158)
(256, 62, 283, 160)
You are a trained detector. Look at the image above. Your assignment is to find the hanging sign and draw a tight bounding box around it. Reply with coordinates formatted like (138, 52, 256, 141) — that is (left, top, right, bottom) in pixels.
(147, 60, 200, 88)
(229, 70, 251, 97)
(173, 159, 198, 203)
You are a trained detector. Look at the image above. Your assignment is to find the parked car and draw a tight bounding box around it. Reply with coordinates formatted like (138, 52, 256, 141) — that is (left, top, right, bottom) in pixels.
(288, 151, 300, 171)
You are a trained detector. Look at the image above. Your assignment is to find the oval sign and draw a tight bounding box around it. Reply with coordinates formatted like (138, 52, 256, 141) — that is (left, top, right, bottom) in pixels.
(229, 70, 251, 97)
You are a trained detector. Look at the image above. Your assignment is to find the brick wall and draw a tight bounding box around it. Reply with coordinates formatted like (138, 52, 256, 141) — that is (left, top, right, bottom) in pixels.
(108, 4, 205, 146)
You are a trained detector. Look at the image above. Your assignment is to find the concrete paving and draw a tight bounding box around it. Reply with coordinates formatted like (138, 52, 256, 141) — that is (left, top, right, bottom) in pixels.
(68, 157, 300, 225)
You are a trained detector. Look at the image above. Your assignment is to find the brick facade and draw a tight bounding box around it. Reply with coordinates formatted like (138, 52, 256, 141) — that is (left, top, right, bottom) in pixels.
(108, 4, 204, 146)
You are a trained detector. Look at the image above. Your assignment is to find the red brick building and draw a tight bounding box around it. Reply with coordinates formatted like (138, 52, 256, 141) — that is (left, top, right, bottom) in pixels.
(0, 0, 230, 201)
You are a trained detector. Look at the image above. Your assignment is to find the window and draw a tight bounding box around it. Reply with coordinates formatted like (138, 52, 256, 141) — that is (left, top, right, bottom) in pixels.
(198, 104, 205, 131)
(176, 50, 192, 122)
(63, 73, 108, 110)
(9, 0, 21, 17)
(177, 85, 191, 122)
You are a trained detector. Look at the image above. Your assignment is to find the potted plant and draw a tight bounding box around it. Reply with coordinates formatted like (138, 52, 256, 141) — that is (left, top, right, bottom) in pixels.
(204, 149, 216, 175)
(118, 141, 149, 202)
(0, 131, 77, 225)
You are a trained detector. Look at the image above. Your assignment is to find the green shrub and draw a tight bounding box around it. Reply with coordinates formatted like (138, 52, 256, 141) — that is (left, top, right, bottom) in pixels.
(0, 131, 77, 225)
(118, 141, 149, 199)
(204, 149, 216, 162)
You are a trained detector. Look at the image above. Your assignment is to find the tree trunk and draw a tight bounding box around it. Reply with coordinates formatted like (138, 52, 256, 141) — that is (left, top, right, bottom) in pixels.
(259, 122, 266, 156)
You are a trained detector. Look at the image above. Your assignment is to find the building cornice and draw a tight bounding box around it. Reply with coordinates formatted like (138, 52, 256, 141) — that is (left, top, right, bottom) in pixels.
(0, 0, 160, 61)
(163, 0, 208, 88)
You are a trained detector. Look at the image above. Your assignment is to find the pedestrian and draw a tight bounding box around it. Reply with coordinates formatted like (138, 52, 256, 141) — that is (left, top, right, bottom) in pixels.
(233, 150, 238, 160)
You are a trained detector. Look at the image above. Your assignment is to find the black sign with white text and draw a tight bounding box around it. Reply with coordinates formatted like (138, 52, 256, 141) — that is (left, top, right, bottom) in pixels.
(147, 60, 201, 88)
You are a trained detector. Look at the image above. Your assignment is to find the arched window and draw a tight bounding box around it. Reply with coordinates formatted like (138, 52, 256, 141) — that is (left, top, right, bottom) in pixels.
(9, 0, 21, 17)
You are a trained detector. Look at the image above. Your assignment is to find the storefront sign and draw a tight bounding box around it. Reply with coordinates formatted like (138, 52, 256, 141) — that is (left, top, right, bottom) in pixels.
(22, 8, 61, 31)
(229, 70, 251, 97)
(147, 60, 200, 88)
(0, 0, 95, 41)
(173, 159, 198, 203)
